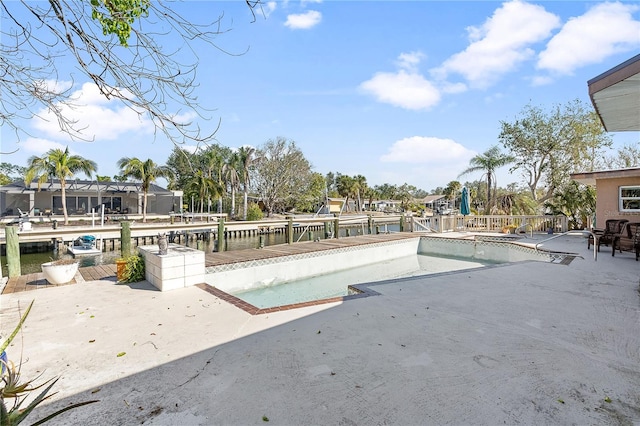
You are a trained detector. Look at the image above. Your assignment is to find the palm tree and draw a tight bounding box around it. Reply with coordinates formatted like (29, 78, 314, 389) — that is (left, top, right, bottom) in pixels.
(223, 152, 241, 218)
(237, 146, 258, 220)
(185, 170, 219, 213)
(202, 149, 225, 214)
(25, 147, 97, 225)
(116, 157, 173, 222)
(458, 146, 514, 214)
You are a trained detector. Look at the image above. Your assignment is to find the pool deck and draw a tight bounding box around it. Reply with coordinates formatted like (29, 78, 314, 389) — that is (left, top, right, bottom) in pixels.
(1, 232, 639, 424)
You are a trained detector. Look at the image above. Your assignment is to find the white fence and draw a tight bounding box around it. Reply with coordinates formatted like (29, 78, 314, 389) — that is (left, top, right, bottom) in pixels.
(410, 215, 569, 234)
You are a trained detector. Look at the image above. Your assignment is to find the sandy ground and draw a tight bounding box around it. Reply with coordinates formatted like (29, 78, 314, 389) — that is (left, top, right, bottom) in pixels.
(1, 234, 639, 425)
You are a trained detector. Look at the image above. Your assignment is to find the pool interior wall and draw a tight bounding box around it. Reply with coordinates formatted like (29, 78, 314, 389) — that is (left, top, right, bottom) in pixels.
(204, 235, 553, 295)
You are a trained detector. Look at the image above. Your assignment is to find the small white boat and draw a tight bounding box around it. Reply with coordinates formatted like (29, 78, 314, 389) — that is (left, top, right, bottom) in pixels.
(68, 235, 102, 256)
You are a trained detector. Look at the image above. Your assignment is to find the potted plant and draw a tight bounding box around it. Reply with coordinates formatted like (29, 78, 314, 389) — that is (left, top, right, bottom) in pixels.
(116, 255, 145, 284)
(41, 258, 79, 285)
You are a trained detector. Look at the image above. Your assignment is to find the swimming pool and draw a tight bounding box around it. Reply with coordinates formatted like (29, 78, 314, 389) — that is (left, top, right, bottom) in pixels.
(231, 253, 493, 308)
(204, 235, 569, 312)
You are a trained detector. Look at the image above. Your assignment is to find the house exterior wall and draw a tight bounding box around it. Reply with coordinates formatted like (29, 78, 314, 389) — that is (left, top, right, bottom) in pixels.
(596, 177, 640, 226)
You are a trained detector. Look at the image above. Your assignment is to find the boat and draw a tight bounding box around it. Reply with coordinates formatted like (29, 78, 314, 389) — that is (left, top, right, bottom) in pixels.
(68, 235, 102, 257)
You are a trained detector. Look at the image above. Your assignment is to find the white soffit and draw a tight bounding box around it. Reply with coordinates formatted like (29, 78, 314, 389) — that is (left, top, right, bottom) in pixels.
(588, 54, 640, 132)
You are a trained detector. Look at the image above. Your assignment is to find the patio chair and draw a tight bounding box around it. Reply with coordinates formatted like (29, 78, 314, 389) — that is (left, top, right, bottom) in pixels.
(612, 222, 640, 261)
(588, 219, 628, 251)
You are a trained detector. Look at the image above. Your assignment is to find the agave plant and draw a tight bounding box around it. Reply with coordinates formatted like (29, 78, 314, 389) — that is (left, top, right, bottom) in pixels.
(1, 301, 98, 425)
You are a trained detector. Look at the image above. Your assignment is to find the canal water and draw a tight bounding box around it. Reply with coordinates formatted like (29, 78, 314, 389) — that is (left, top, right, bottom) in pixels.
(1, 224, 400, 276)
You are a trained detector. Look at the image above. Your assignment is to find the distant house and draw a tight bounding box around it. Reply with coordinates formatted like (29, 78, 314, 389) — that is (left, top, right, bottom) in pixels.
(422, 195, 448, 212)
(0, 179, 183, 218)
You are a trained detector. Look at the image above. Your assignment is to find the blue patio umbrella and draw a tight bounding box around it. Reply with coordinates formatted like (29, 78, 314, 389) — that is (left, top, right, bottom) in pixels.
(460, 187, 471, 217)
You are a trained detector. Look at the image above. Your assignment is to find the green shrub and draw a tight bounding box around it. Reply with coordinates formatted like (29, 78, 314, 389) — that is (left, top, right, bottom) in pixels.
(246, 203, 263, 221)
(121, 255, 145, 283)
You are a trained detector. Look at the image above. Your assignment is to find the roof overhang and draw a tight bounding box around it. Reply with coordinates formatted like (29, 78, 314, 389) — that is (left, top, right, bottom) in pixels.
(588, 54, 640, 132)
(571, 167, 640, 186)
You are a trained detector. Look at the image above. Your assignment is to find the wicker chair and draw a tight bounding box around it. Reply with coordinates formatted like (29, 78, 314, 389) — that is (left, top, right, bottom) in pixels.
(612, 222, 640, 260)
(588, 219, 628, 251)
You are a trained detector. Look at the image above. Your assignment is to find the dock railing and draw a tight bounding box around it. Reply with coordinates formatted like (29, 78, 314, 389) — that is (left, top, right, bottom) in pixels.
(411, 214, 568, 234)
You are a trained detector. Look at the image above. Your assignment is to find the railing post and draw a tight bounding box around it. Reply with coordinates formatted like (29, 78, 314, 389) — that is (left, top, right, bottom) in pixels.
(120, 221, 131, 258)
(6, 226, 20, 277)
(287, 218, 293, 244)
(334, 218, 340, 239)
(217, 217, 225, 252)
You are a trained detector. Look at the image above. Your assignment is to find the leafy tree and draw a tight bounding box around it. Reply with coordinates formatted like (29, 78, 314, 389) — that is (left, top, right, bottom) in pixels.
(96, 175, 111, 182)
(396, 183, 417, 211)
(165, 147, 197, 191)
(25, 147, 97, 225)
(499, 100, 611, 203)
(246, 202, 263, 221)
(374, 183, 398, 200)
(1, 1, 259, 144)
(0, 163, 25, 185)
(325, 172, 337, 196)
(293, 172, 326, 213)
(252, 137, 313, 216)
(605, 142, 640, 169)
(458, 146, 514, 214)
(116, 157, 173, 222)
(184, 169, 219, 213)
(223, 152, 241, 218)
(335, 174, 354, 211)
(443, 181, 461, 208)
(363, 186, 380, 211)
(544, 181, 596, 230)
(237, 146, 259, 220)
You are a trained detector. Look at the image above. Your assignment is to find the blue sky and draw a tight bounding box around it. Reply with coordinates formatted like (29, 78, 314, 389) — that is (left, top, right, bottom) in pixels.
(2, 0, 639, 192)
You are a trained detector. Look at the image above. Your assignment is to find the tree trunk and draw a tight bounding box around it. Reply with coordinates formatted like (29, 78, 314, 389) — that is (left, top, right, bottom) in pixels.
(61, 179, 69, 225)
(230, 188, 236, 218)
(143, 191, 148, 223)
(486, 173, 493, 215)
(243, 188, 248, 220)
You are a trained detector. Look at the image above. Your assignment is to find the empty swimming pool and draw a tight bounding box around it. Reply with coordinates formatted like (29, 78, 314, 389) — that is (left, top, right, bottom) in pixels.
(204, 235, 569, 311)
(230, 253, 494, 309)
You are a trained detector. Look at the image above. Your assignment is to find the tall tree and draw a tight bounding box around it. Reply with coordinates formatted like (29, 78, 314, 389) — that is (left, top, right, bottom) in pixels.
(443, 181, 462, 209)
(116, 157, 173, 222)
(25, 147, 97, 225)
(223, 152, 241, 218)
(458, 146, 514, 214)
(1, 1, 259, 144)
(499, 100, 612, 203)
(237, 146, 258, 220)
(605, 142, 640, 169)
(0, 163, 25, 185)
(336, 174, 356, 212)
(252, 137, 313, 216)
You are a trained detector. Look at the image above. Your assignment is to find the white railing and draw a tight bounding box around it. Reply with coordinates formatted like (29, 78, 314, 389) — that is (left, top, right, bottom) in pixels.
(410, 215, 568, 234)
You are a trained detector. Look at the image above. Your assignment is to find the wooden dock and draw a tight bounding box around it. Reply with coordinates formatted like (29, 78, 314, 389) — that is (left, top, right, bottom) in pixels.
(3, 233, 422, 294)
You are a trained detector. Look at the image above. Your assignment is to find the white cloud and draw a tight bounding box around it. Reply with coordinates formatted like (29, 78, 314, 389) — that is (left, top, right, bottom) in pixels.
(22, 137, 68, 155)
(435, 0, 561, 88)
(263, 2, 277, 17)
(396, 51, 425, 73)
(380, 136, 475, 164)
(537, 2, 640, 75)
(360, 52, 441, 111)
(32, 82, 154, 141)
(285, 10, 322, 29)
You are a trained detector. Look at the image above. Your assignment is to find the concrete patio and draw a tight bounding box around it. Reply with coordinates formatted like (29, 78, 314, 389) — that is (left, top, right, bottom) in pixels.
(1, 233, 638, 425)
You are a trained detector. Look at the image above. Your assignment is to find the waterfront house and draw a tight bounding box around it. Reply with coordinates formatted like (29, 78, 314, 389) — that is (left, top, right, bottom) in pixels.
(0, 179, 183, 219)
